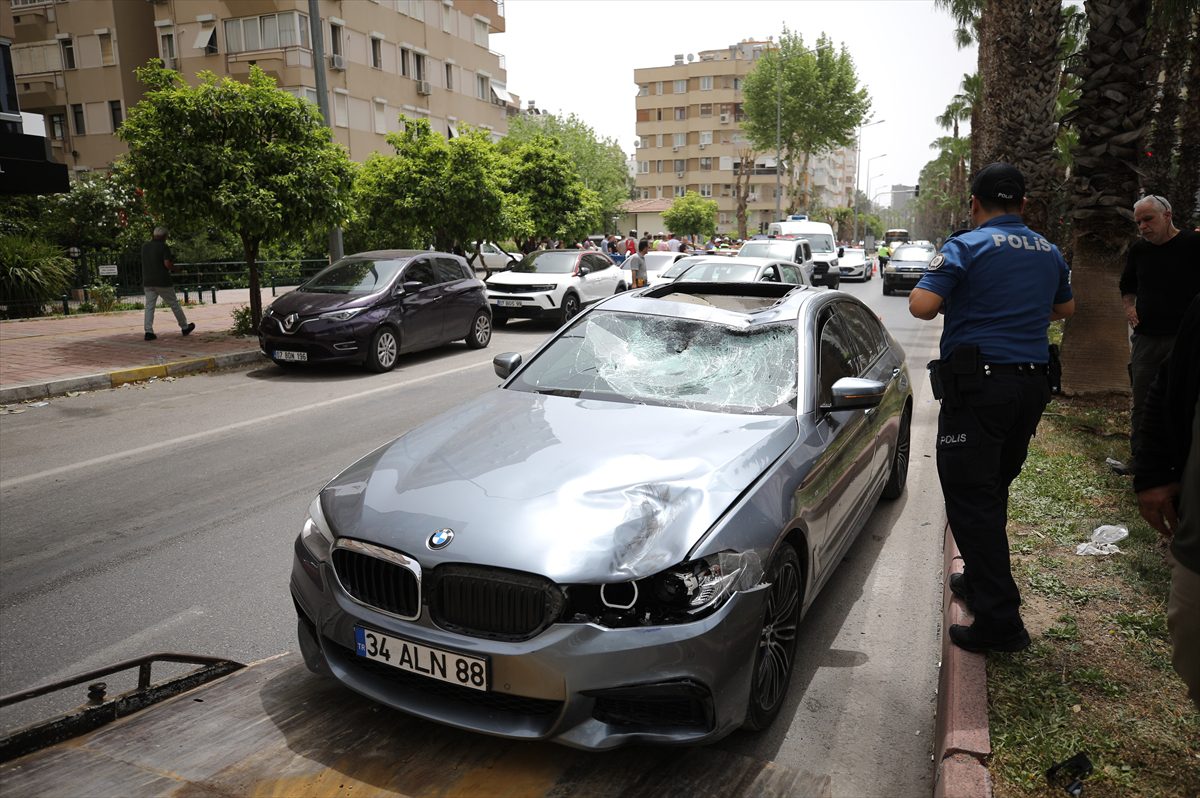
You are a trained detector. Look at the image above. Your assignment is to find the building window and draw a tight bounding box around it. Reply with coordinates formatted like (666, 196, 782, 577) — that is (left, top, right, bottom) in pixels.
(48, 113, 65, 140)
(442, 6, 453, 34)
(473, 18, 488, 47)
(674, 106, 686, 121)
(194, 26, 218, 55)
(638, 161, 649, 174)
(374, 99, 387, 133)
(224, 12, 308, 54)
(700, 76, 713, 91)
(673, 132, 685, 148)
(99, 33, 114, 66)
(476, 74, 488, 100)
(719, 212, 730, 226)
(673, 79, 686, 93)
(733, 77, 742, 90)
(655, 81, 663, 95)
(109, 100, 123, 131)
(159, 32, 175, 65)
(370, 36, 382, 68)
(333, 91, 348, 127)
(656, 133, 663, 148)
(699, 103, 712, 117)
(654, 160, 662, 173)
(674, 159, 685, 172)
(400, 47, 410, 76)
(700, 184, 712, 197)
(674, 186, 686, 198)
(71, 103, 85, 135)
(639, 187, 650, 199)
(413, 53, 426, 81)
(59, 38, 76, 70)
(330, 23, 343, 56)
(445, 62, 453, 90)
(638, 84, 648, 96)
(699, 131, 712, 145)
(700, 157, 712, 171)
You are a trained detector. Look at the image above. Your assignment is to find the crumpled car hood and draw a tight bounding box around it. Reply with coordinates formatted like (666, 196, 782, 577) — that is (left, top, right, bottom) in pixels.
(321, 388, 797, 583)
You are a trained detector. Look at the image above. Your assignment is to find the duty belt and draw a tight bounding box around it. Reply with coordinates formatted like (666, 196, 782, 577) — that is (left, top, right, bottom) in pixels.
(983, 362, 1048, 376)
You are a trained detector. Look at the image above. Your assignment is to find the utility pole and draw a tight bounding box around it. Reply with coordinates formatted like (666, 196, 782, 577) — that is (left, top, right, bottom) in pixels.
(851, 120, 884, 245)
(308, 0, 343, 263)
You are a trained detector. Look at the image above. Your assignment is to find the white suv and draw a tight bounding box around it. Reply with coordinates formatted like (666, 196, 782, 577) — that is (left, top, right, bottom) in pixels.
(485, 250, 622, 326)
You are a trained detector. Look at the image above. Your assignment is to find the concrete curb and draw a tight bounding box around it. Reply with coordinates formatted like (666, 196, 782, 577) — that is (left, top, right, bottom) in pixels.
(934, 523, 993, 798)
(0, 350, 267, 404)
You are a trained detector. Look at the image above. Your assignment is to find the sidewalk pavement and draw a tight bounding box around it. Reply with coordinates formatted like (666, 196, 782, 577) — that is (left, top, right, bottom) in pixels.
(0, 287, 283, 404)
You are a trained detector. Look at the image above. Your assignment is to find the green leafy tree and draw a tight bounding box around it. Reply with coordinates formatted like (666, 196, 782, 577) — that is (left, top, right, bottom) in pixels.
(441, 126, 510, 263)
(505, 113, 631, 233)
(502, 133, 591, 244)
(742, 31, 871, 213)
(347, 116, 449, 252)
(117, 61, 354, 326)
(662, 192, 718, 240)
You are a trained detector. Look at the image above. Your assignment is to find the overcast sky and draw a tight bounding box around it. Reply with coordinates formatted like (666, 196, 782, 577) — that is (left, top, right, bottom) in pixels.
(494, 1, 978, 207)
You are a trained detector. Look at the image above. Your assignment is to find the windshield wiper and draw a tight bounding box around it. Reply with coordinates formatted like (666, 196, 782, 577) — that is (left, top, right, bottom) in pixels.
(531, 388, 582, 398)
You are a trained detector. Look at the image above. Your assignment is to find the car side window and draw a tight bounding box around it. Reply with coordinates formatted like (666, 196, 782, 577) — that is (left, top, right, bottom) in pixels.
(803, 242, 812, 261)
(817, 311, 858, 407)
(403, 260, 438, 288)
(780, 263, 801, 283)
(433, 257, 467, 283)
(584, 254, 609, 271)
(838, 302, 886, 367)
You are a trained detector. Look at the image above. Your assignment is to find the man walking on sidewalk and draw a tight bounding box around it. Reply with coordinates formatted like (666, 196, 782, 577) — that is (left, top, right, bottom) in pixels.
(141, 226, 195, 341)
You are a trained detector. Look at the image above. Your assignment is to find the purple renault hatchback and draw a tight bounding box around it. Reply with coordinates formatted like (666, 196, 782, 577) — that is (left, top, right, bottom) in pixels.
(259, 250, 492, 372)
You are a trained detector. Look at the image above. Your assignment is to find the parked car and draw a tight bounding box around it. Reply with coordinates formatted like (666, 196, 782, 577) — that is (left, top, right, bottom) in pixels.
(620, 250, 690, 288)
(485, 250, 621, 326)
(837, 247, 871, 281)
(881, 244, 937, 296)
(674, 256, 809, 285)
(650, 254, 716, 285)
(290, 279, 912, 749)
(734, 238, 840, 288)
(259, 250, 491, 373)
(470, 241, 519, 274)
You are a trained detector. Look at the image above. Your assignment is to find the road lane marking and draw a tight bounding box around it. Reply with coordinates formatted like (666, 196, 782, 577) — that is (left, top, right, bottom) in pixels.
(1, 358, 494, 490)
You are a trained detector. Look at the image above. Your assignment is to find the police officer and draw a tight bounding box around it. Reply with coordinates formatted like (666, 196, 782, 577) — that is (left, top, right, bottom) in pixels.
(909, 163, 1075, 653)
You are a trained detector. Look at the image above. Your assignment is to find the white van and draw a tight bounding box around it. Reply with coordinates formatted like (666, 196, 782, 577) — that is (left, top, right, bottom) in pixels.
(766, 216, 842, 288)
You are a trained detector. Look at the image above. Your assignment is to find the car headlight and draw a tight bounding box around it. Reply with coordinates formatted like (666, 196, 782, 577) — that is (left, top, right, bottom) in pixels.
(884, 264, 897, 273)
(300, 495, 335, 560)
(319, 308, 364, 322)
(526, 284, 556, 292)
(565, 550, 764, 627)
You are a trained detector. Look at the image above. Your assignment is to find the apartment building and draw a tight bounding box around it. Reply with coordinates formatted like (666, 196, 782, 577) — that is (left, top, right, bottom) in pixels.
(632, 40, 856, 234)
(4, 0, 512, 176)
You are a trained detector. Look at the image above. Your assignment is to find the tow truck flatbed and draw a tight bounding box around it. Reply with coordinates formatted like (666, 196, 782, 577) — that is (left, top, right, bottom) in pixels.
(0, 653, 829, 797)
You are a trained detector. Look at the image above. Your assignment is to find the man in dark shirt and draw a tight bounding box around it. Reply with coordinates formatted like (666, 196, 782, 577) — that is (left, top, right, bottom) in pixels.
(1133, 294, 1200, 709)
(140, 226, 195, 341)
(1119, 195, 1200, 458)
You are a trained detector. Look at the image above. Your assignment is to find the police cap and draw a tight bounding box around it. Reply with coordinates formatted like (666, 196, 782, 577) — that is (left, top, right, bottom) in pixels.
(971, 162, 1026, 202)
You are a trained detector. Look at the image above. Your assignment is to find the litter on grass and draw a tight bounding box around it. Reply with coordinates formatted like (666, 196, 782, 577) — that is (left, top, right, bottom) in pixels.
(1075, 524, 1128, 556)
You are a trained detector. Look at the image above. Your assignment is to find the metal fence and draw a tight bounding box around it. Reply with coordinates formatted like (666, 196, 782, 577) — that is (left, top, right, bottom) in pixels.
(1, 254, 329, 319)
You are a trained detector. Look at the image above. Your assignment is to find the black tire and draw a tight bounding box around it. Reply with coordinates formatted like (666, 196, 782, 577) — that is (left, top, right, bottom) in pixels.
(881, 406, 912, 500)
(492, 311, 509, 328)
(465, 310, 492, 349)
(365, 326, 399, 373)
(744, 543, 802, 731)
(882, 280, 892, 296)
(864, 266, 872, 281)
(826, 274, 841, 290)
(560, 293, 581, 323)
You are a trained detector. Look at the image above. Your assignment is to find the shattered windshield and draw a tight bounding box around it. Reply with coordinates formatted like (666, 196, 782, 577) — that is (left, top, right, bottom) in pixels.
(508, 311, 798, 414)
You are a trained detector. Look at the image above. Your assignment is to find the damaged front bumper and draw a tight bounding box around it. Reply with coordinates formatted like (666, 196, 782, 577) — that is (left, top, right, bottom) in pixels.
(290, 541, 769, 750)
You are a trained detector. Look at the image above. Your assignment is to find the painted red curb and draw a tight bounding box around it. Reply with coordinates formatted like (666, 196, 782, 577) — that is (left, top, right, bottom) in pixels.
(934, 524, 993, 798)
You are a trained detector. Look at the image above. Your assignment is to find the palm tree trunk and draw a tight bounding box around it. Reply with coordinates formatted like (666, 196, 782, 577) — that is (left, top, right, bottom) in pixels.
(1062, 0, 1154, 395)
(974, 6, 1001, 167)
(1169, 16, 1200, 225)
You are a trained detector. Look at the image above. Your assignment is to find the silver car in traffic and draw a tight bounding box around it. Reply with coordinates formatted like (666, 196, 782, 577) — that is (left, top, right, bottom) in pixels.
(291, 280, 913, 749)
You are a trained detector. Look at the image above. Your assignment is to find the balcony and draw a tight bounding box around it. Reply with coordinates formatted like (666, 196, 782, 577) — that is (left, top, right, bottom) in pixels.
(16, 74, 65, 112)
(225, 47, 311, 82)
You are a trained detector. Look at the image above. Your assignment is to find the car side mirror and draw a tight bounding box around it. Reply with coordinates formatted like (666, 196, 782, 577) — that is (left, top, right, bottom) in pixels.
(578, 266, 591, 276)
(493, 352, 522, 379)
(825, 377, 887, 411)
(838, 247, 845, 258)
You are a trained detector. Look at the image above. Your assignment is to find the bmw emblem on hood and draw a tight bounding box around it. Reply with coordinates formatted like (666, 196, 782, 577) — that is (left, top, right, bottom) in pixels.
(428, 528, 454, 550)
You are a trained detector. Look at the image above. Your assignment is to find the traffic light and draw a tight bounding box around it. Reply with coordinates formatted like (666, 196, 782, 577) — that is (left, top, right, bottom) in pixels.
(914, 184, 920, 197)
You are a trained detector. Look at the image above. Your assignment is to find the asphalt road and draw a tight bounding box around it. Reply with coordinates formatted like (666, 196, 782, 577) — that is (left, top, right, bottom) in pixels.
(0, 278, 945, 796)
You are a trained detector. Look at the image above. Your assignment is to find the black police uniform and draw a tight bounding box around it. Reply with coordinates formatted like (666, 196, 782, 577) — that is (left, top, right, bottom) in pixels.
(916, 215, 1073, 641)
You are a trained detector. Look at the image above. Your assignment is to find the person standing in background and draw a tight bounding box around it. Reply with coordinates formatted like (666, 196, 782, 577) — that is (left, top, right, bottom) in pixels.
(140, 226, 195, 341)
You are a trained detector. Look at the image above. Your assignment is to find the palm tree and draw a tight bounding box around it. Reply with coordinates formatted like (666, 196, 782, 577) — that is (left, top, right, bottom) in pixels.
(937, 74, 977, 220)
(1172, 14, 1200, 225)
(1060, 0, 1155, 395)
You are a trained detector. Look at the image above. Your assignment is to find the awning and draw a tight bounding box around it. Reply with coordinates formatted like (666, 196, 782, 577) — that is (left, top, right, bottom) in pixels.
(490, 82, 513, 104)
(193, 26, 216, 50)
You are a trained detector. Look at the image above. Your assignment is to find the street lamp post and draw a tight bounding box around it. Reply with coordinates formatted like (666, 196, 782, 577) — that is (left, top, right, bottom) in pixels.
(851, 120, 885, 244)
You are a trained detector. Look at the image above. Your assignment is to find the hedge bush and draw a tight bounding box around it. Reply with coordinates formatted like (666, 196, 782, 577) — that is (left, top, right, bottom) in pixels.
(0, 236, 76, 318)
